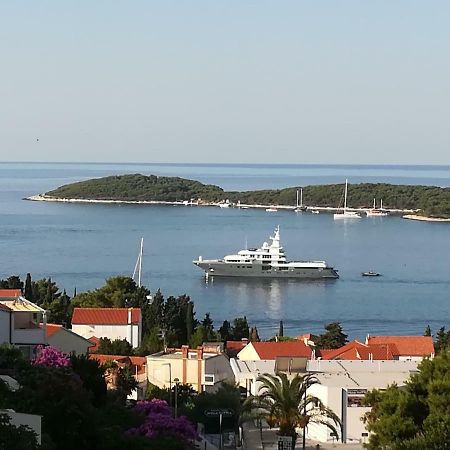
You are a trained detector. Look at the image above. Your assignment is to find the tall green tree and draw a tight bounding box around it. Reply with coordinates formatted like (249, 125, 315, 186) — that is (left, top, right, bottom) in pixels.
(218, 320, 231, 341)
(186, 301, 194, 341)
(424, 324, 432, 337)
(24, 273, 33, 300)
(363, 349, 450, 449)
(96, 338, 134, 356)
(46, 289, 71, 325)
(242, 373, 341, 447)
(230, 316, 249, 340)
(315, 322, 348, 349)
(201, 313, 215, 341)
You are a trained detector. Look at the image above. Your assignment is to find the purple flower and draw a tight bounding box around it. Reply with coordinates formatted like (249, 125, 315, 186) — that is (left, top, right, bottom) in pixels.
(32, 345, 71, 368)
(127, 399, 199, 445)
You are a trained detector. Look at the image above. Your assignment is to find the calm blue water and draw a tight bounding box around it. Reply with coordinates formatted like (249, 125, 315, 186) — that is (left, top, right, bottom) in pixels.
(1, 162, 449, 339)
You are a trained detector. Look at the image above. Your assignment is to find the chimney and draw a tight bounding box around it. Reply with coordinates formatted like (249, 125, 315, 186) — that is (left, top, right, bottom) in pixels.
(197, 346, 203, 360)
(181, 345, 189, 359)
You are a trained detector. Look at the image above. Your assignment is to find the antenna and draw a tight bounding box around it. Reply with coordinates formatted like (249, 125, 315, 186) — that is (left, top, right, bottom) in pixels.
(132, 237, 144, 287)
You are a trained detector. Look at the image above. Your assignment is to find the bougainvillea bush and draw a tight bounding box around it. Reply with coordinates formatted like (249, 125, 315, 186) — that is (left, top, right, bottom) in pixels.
(32, 345, 71, 368)
(127, 399, 199, 449)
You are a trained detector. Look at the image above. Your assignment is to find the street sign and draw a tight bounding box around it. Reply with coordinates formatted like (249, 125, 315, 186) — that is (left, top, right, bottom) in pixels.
(204, 408, 234, 418)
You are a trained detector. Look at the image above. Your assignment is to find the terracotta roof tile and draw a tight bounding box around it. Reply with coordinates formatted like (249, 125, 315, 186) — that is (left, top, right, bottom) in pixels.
(251, 341, 312, 360)
(320, 340, 396, 361)
(367, 336, 434, 356)
(0, 289, 22, 298)
(45, 323, 63, 338)
(72, 308, 141, 325)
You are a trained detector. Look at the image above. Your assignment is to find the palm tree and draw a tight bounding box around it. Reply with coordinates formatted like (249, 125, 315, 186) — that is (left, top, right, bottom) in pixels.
(241, 372, 341, 449)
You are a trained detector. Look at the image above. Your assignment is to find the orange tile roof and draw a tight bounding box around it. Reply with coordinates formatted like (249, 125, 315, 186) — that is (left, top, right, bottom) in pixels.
(367, 336, 434, 356)
(251, 341, 312, 360)
(88, 336, 100, 353)
(0, 289, 22, 298)
(45, 323, 63, 338)
(72, 308, 141, 325)
(319, 340, 396, 360)
(89, 354, 146, 374)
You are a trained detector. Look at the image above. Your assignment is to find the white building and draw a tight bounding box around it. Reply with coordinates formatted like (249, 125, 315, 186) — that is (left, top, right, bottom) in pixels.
(305, 359, 420, 445)
(71, 307, 142, 348)
(45, 323, 92, 355)
(0, 289, 47, 358)
(147, 343, 235, 393)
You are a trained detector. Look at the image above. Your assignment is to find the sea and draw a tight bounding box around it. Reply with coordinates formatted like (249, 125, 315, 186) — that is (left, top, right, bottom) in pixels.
(1, 162, 450, 340)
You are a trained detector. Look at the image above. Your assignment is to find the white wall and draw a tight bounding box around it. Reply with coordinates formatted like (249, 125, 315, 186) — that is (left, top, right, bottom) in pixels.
(47, 329, 91, 355)
(72, 323, 141, 347)
(204, 355, 234, 392)
(0, 311, 10, 344)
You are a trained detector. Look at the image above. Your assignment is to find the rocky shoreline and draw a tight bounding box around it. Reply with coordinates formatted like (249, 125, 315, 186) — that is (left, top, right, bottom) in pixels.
(402, 214, 450, 222)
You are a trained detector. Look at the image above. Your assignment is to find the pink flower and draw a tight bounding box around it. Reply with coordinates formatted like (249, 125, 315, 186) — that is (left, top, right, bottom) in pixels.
(32, 345, 71, 368)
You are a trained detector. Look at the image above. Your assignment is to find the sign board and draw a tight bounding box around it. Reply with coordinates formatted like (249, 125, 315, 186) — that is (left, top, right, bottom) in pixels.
(347, 388, 367, 395)
(277, 435, 294, 450)
(204, 408, 234, 418)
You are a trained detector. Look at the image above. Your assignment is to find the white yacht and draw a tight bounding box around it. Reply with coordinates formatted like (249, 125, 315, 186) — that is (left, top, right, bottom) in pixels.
(334, 179, 361, 220)
(366, 199, 389, 217)
(193, 226, 338, 279)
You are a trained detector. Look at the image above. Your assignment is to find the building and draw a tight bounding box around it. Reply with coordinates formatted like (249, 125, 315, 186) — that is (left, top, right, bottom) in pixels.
(365, 335, 435, 361)
(146, 343, 234, 393)
(71, 307, 142, 348)
(44, 323, 92, 356)
(0, 375, 42, 444)
(89, 354, 147, 400)
(0, 289, 47, 358)
(237, 340, 313, 361)
(319, 339, 397, 361)
(305, 359, 420, 444)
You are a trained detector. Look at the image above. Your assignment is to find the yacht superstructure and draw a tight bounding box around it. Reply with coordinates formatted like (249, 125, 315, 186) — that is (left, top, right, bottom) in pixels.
(193, 226, 338, 279)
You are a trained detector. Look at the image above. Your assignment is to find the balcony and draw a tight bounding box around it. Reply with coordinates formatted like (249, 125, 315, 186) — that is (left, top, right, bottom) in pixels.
(11, 328, 46, 345)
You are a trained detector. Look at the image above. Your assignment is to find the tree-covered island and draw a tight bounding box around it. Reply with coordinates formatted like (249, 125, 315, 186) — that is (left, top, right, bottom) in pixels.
(39, 174, 450, 218)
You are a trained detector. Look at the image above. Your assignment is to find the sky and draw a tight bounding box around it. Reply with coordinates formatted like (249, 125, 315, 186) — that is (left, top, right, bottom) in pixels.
(0, 1, 449, 164)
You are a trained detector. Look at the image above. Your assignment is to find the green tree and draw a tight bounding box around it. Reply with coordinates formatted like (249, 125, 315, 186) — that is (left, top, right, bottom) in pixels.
(201, 313, 215, 341)
(218, 320, 231, 341)
(31, 278, 60, 307)
(315, 322, 348, 349)
(242, 373, 341, 447)
(24, 273, 33, 300)
(46, 289, 71, 325)
(249, 326, 260, 342)
(434, 326, 450, 353)
(186, 301, 194, 341)
(278, 320, 284, 337)
(363, 349, 450, 449)
(230, 316, 249, 340)
(96, 338, 134, 356)
(189, 325, 207, 348)
(137, 327, 163, 356)
(0, 275, 23, 290)
(0, 413, 40, 450)
(424, 324, 432, 337)
(163, 295, 195, 346)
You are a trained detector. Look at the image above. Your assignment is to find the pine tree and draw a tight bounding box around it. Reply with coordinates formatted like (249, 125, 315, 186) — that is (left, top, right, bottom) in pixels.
(315, 322, 348, 350)
(424, 325, 432, 337)
(201, 313, 214, 341)
(219, 320, 231, 341)
(250, 326, 260, 342)
(24, 273, 33, 300)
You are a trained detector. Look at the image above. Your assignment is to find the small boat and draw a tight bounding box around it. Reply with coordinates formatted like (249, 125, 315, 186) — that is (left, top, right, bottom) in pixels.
(219, 200, 231, 208)
(334, 179, 361, 220)
(362, 271, 381, 277)
(266, 208, 278, 212)
(311, 210, 319, 214)
(366, 199, 389, 217)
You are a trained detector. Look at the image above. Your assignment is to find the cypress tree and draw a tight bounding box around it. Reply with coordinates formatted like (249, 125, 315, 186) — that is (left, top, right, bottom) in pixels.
(186, 301, 194, 341)
(24, 273, 33, 300)
(424, 325, 432, 337)
(278, 320, 284, 338)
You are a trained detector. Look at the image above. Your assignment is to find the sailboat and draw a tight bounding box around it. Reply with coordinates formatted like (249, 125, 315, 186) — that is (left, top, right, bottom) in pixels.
(333, 179, 361, 220)
(366, 199, 389, 217)
(294, 188, 307, 213)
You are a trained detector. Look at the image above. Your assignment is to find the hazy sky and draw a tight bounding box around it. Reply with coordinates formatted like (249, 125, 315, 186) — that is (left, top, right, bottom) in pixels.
(1, 1, 449, 164)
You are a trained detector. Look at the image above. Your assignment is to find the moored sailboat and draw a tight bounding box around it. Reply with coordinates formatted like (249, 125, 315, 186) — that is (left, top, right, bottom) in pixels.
(333, 179, 361, 220)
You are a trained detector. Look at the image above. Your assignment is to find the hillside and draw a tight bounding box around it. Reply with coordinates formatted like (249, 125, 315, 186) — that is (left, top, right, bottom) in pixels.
(45, 174, 450, 217)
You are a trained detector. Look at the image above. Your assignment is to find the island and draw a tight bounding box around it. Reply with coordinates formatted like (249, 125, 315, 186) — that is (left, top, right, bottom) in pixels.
(26, 173, 450, 219)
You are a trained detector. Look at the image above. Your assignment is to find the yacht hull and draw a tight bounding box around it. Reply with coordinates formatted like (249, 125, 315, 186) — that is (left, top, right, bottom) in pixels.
(193, 261, 339, 279)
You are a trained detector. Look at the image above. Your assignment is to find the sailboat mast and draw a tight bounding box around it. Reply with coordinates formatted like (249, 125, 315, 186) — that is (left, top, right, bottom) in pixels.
(132, 237, 144, 287)
(300, 188, 303, 207)
(296, 189, 299, 208)
(344, 179, 348, 212)
(138, 238, 143, 287)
